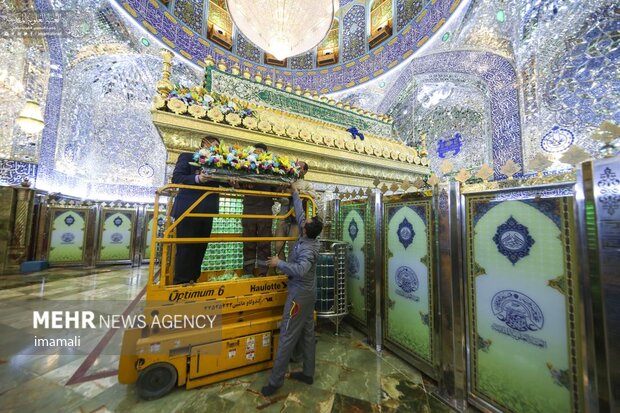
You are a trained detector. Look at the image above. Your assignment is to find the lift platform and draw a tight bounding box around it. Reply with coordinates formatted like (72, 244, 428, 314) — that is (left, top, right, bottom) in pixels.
(118, 183, 314, 399)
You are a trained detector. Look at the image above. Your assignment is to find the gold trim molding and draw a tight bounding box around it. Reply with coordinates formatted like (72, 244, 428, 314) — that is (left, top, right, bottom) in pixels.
(153, 111, 430, 188)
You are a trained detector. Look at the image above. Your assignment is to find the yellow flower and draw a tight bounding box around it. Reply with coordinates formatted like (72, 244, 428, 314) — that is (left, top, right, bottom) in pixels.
(279, 156, 291, 169)
(234, 163, 242, 170)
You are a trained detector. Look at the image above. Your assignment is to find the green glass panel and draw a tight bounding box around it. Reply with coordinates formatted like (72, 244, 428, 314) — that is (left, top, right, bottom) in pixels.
(99, 212, 133, 261)
(48, 210, 87, 263)
(384, 201, 433, 363)
(466, 196, 578, 413)
(340, 202, 368, 325)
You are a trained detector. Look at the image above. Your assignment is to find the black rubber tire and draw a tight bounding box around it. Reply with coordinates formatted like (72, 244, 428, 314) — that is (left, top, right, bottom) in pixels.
(136, 362, 178, 400)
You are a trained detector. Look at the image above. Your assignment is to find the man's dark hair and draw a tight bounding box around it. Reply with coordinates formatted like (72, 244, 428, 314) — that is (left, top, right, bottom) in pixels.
(255, 143, 268, 151)
(305, 215, 323, 239)
(300, 162, 309, 173)
(202, 136, 220, 145)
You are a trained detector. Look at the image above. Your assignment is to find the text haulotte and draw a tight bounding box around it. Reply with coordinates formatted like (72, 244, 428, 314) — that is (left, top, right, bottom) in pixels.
(33, 311, 218, 330)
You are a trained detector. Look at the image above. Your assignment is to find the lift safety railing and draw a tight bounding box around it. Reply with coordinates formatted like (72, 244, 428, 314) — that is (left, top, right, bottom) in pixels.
(148, 182, 316, 288)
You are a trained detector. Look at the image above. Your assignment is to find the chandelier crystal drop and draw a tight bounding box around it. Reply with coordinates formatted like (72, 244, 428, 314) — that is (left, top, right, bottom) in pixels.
(226, 0, 335, 61)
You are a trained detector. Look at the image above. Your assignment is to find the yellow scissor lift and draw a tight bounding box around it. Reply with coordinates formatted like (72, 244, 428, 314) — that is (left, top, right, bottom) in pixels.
(118, 183, 314, 399)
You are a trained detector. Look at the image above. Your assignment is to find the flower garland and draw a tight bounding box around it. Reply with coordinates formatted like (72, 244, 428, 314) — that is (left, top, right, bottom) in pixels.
(161, 84, 255, 124)
(191, 140, 300, 181)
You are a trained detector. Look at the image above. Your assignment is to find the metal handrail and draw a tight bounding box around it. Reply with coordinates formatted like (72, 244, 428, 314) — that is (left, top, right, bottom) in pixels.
(148, 183, 316, 287)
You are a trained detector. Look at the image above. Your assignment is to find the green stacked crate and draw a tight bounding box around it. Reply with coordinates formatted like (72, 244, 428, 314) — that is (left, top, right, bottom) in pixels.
(201, 197, 314, 269)
(202, 196, 244, 270)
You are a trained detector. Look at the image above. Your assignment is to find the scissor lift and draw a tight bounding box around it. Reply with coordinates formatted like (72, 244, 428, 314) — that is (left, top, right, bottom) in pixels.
(118, 183, 314, 399)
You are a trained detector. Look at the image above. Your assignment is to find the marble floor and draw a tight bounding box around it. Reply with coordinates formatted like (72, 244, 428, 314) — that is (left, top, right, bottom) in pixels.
(0, 266, 457, 413)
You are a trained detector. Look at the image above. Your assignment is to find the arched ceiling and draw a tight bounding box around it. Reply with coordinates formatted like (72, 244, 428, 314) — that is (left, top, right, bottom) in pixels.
(115, 0, 465, 93)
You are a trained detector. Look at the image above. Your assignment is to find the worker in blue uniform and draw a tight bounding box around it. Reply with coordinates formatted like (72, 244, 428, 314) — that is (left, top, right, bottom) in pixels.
(261, 183, 323, 396)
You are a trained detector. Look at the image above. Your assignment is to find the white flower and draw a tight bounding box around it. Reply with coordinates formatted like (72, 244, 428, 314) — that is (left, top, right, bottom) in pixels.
(167, 98, 187, 114)
(152, 94, 166, 110)
(188, 104, 207, 119)
(272, 123, 285, 136)
(225, 112, 242, 126)
(286, 126, 299, 138)
(243, 117, 258, 130)
(207, 107, 224, 122)
(258, 120, 272, 133)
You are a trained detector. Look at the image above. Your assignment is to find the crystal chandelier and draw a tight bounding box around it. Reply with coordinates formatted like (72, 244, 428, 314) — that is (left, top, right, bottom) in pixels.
(16, 100, 45, 134)
(226, 0, 335, 61)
